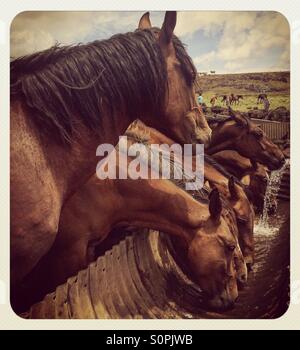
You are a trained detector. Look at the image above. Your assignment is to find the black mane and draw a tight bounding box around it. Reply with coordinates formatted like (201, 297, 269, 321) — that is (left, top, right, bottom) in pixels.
(11, 28, 196, 143)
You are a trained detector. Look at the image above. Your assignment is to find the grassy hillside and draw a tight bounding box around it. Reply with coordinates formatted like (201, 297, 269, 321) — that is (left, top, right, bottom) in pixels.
(195, 72, 290, 112)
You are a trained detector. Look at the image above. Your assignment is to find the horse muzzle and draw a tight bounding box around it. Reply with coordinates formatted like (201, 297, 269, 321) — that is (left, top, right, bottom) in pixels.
(207, 294, 237, 311)
(268, 156, 286, 171)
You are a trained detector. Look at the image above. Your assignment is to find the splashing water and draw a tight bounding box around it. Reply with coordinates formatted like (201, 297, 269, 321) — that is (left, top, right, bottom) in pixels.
(256, 159, 290, 236)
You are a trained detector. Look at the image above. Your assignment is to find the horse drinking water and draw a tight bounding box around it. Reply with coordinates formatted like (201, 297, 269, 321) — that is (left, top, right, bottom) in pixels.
(206, 108, 285, 170)
(17, 132, 244, 313)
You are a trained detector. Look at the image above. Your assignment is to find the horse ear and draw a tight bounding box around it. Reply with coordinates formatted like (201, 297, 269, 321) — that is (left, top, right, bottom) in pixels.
(228, 176, 238, 200)
(159, 11, 177, 57)
(209, 188, 222, 221)
(138, 12, 152, 30)
(229, 107, 248, 127)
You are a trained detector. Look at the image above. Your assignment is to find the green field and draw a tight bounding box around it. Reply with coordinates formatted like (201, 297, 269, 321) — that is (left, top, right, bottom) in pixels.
(202, 93, 290, 113)
(196, 71, 290, 112)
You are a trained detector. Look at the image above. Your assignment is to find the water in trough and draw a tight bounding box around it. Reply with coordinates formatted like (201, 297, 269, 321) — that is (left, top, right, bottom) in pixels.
(167, 160, 290, 318)
(258, 159, 290, 231)
(223, 159, 290, 318)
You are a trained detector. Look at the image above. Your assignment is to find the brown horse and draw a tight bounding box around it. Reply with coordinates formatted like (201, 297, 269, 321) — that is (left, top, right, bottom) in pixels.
(231, 95, 243, 105)
(228, 94, 242, 105)
(241, 162, 269, 212)
(204, 157, 255, 267)
(128, 120, 254, 269)
(206, 108, 285, 170)
(212, 150, 269, 212)
(221, 95, 229, 106)
(16, 137, 244, 313)
(10, 11, 212, 285)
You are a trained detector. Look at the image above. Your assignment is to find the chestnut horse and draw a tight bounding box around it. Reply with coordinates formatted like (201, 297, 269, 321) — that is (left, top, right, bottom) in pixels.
(204, 157, 255, 267)
(212, 150, 269, 212)
(129, 120, 254, 268)
(15, 137, 245, 313)
(230, 95, 243, 105)
(10, 12, 212, 285)
(206, 108, 285, 170)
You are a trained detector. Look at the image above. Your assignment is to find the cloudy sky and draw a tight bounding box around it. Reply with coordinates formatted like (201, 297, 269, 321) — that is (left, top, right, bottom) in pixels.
(11, 11, 290, 73)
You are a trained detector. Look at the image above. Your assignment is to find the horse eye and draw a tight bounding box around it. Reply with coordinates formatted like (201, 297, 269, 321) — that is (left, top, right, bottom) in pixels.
(227, 244, 236, 252)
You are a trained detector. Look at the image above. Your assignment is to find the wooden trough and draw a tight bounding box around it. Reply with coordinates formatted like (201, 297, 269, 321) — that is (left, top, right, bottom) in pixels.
(21, 230, 221, 319)
(22, 216, 289, 320)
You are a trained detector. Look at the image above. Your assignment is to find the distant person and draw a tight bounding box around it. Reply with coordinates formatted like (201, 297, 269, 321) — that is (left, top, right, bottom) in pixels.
(257, 93, 268, 104)
(263, 96, 270, 113)
(210, 95, 218, 107)
(236, 95, 243, 105)
(197, 93, 204, 105)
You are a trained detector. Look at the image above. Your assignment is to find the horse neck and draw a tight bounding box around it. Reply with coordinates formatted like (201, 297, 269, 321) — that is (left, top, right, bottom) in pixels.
(207, 121, 245, 155)
(206, 138, 238, 155)
(46, 113, 134, 201)
(212, 151, 251, 179)
(115, 145, 208, 244)
(119, 124, 211, 243)
(204, 161, 228, 189)
(113, 177, 208, 245)
(13, 93, 136, 203)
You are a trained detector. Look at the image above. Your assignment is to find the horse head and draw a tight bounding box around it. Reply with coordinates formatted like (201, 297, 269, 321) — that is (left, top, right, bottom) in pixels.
(242, 160, 269, 212)
(209, 108, 285, 170)
(187, 189, 241, 311)
(228, 176, 255, 268)
(137, 12, 212, 148)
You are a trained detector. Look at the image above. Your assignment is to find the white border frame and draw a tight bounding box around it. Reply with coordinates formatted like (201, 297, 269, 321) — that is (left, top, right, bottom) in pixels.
(1, 0, 299, 330)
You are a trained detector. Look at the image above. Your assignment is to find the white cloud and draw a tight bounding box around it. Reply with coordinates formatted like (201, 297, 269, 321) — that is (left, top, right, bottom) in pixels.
(11, 29, 55, 57)
(194, 51, 216, 67)
(224, 61, 244, 72)
(10, 11, 290, 73)
(10, 11, 146, 57)
(176, 12, 225, 37)
(192, 12, 289, 72)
